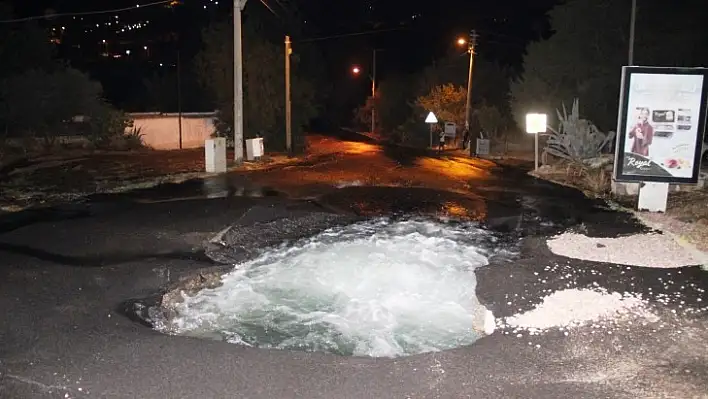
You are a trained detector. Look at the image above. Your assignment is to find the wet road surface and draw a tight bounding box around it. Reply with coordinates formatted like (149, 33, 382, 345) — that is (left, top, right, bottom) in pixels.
(1, 138, 707, 398)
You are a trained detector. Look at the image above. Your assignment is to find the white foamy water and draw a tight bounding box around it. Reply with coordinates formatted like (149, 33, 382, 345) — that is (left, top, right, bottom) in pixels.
(162, 219, 505, 358)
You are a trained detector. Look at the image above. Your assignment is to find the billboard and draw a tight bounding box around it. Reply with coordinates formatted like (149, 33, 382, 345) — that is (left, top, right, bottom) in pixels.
(613, 66, 708, 184)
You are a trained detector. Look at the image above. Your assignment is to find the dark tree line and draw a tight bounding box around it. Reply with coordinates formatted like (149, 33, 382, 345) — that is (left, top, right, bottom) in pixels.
(511, 0, 708, 132)
(0, 4, 131, 149)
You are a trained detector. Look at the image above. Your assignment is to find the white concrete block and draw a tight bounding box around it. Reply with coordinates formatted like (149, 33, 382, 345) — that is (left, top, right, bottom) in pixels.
(638, 182, 669, 213)
(205, 137, 227, 173)
(245, 138, 264, 161)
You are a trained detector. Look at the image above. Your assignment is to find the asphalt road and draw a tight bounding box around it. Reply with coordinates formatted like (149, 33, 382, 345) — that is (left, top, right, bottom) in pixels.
(1, 141, 707, 399)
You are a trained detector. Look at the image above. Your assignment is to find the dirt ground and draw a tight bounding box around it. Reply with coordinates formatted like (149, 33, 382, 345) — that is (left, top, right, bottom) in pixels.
(532, 162, 708, 254)
(638, 190, 708, 253)
(0, 148, 295, 210)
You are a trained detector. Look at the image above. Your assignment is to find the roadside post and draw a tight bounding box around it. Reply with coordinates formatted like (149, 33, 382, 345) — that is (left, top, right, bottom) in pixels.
(425, 111, 438, 149)
(525, 113, 547, 171)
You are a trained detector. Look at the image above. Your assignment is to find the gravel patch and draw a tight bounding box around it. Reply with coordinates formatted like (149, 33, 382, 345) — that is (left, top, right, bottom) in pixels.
(547, 232, 700, 268)
(501, 288, 656, 333)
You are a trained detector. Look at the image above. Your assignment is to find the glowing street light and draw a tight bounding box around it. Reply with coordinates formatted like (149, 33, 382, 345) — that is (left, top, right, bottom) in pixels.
(456, 37, 466, 46)
(351, 66, 361, 75)
(525, 112, 547, 171)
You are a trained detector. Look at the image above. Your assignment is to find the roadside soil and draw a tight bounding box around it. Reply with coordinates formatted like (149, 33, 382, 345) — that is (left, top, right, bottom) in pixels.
(0, 147, 295, 211)
(532, 161, 708, 255)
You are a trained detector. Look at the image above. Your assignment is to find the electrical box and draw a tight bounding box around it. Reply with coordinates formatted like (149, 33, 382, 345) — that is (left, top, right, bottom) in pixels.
(205, 137, 227, 173)
(246, 137, 264, 161)
(444, 122, 457, 138)
(476, 138, 490, 156)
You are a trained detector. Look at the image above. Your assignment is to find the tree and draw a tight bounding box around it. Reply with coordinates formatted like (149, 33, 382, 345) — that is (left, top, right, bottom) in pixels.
(416, 84, 467, 127)
(196, 13, 322, 152)
(511, 0, 708, 132)
(0, 5, 55, 79)
(353, 96, 377, 132)
(0, 6, 130, 147)
(475, 105, 505, 141)
(0, 68, 130, 146)
(417, 54, 513, 118)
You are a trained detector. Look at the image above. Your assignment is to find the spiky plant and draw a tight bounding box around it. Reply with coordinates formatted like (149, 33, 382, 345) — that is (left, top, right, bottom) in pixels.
(545, 98, 615, 163)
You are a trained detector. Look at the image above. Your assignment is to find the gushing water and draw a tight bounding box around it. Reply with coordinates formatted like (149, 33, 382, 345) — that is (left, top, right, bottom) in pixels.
(160, 219, 503, 358)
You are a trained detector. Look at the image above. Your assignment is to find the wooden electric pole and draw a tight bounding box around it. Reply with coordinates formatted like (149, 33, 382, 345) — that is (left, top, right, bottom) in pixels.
(285, 35, 292, 154)
(464, 30, 478, 131)
(371, 49, 377, 135)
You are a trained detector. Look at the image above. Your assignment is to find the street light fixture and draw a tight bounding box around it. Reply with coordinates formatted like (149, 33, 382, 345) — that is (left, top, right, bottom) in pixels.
(525, 112, 547, 171)
(457, 37, 466, 46)
(352, 66, 361, 74)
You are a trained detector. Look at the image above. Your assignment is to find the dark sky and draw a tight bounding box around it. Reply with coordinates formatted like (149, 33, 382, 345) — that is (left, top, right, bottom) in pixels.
(8, 0, 556, 68)
(5, 0, 557, 112)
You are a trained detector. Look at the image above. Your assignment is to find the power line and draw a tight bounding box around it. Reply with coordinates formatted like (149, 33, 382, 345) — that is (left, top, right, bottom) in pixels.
(258, 0, 280, 18)
(0, 0, 173, 24)
(272, 0, 289, 13)
(473, 29, 530, 44)
(298, 27, 407, 43)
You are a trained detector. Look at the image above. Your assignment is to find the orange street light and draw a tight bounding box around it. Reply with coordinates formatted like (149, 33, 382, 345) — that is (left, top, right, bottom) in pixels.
(351, 66, 361, 74)
(457, 37, 466, 46)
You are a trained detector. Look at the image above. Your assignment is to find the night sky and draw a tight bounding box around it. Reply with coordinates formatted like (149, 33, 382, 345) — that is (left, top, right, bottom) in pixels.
(4, 0, 558, 112)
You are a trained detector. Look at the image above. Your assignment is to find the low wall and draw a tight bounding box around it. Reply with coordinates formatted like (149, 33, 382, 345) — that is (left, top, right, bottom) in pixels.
(129, 112, 217, 150)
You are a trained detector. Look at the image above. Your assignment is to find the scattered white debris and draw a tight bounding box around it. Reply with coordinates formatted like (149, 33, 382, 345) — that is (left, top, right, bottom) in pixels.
(547, 232, 699, 268)
(502, 288, 656, 331)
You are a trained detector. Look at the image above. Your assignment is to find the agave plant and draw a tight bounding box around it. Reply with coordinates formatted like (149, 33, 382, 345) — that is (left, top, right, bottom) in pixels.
(123, 126, 145, 149)
(545, 98, 615, 163)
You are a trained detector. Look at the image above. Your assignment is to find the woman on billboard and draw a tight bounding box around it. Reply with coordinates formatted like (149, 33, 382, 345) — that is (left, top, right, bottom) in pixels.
(627, 107, 654, 157)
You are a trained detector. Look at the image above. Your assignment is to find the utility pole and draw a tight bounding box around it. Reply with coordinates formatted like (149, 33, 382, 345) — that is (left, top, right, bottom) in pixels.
(628, 0, 637, 65)
(371, 49, 377, 135)
(177, 50, 183, 149)
(464, 30, 478, 131)
(285, 35, 292, 154)
(233, 0, 248, 163)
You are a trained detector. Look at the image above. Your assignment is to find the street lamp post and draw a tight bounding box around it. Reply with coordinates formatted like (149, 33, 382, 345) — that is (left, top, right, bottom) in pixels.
(351, 49, 379, 135)
(371, 49, 377, 135)
(457, 31, 478, 131)
(285, 35, 292, 154)
(525, 113, 547, 171)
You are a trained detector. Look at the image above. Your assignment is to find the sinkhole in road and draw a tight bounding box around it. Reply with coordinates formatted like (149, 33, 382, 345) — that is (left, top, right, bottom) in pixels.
(158, 219, 506, 358)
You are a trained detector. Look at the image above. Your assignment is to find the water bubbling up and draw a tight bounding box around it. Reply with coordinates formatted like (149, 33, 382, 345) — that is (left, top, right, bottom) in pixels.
(160, 218, 503, 358)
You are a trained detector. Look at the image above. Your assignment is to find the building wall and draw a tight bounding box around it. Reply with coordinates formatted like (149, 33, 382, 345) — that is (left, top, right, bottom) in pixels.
(129, 112, 217, 150)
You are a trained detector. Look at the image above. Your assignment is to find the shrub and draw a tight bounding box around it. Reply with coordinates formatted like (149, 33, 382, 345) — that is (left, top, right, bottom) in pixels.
(545, 99, 615, 163)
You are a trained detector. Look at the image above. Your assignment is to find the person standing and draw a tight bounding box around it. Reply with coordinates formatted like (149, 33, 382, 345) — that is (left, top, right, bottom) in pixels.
(628, 107, 654, 157)
(438, 130, 446, 154)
